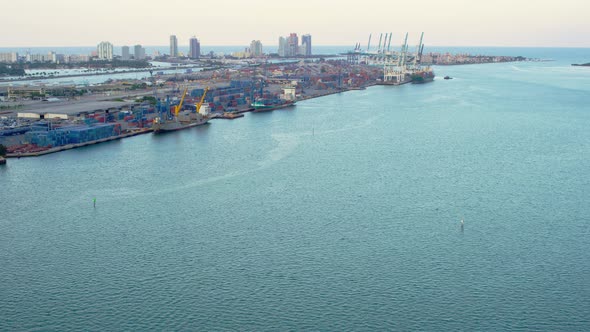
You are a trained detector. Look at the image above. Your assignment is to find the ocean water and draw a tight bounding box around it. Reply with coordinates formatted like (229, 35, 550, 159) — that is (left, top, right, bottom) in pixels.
(1, 49, 590, 330)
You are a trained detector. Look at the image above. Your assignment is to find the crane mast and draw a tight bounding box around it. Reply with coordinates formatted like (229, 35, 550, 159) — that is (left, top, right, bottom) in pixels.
(414, 32, 424, 68)
(175, 87, 188, 117)
(387, 33, 393, 52)
(196, 87, 209, 113)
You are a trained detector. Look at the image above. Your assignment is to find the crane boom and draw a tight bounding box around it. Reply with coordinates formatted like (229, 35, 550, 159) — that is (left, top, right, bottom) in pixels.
(175, 87, 188, 117)
(196, 87, 209, 113)
(387, 33, 393, 52)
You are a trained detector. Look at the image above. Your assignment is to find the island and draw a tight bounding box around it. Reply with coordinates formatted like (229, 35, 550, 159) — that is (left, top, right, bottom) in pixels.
(572, 63, 590, 66)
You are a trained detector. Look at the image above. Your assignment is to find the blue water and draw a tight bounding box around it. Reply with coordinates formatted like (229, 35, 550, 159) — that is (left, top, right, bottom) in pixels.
(1, 49, 590, 330)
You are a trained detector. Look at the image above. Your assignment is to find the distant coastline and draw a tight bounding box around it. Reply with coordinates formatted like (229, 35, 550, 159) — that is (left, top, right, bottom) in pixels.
(571, 63, 590, 67)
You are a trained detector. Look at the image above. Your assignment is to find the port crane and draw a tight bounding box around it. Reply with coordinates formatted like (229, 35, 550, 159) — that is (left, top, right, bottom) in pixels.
(174, 87, 188, 117)
(196, 87, 209, 113)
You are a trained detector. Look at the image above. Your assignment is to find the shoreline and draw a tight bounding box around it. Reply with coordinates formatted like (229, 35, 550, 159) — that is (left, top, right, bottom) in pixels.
(4, 84, 379, 158)
(0, 65, 205, 84)
(6, 128, 152, 158)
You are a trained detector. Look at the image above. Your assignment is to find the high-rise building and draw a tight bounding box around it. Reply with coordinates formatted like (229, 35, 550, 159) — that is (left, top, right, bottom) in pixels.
(250, 40, 263, 57)
(278, 37, 287, 57)
(301, 34, 312, 56)
(189, 37, 200, 59)
(48, 52, 58, 63)
(0, 52, 19, 63)
(287, 33, 299, 57)
(121, 46, 130, 60)
(27, 53, 48, 62)
(170, 35, 178, 57)
(97, 41, 114, 60)
(134, 45, 145, 60)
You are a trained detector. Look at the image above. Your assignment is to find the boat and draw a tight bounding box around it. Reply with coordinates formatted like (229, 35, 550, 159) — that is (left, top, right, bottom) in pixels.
(153, 86, 210, 133)
(219, 112, 244, 119)
(251, 99, 296, 112)
(444, 76, 453, 80)
(411, 68, 435, 84)
(153, 113, 208, 133)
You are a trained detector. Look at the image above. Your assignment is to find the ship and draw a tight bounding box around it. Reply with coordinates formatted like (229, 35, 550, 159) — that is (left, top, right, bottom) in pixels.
(411, 68, 435, 84)
(153, 87, 210, 133)
(251, 99, 296, 112)
(153, 111, 208, 133)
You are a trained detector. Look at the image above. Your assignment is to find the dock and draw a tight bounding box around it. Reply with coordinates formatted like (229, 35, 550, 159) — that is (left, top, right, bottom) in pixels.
(6, 128, 152, 158)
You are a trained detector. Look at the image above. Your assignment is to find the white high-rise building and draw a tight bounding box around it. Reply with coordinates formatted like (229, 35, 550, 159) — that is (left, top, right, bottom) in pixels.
(278, 37, 287, 57)
(97, 41, 114, 60)
(0, 52, 18, 63)
(250, 40, 263, 57)
(170, 35, 178, 57)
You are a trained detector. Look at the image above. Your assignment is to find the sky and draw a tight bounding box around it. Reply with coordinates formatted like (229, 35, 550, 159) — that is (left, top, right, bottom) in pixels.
(1, 0, 589, 48)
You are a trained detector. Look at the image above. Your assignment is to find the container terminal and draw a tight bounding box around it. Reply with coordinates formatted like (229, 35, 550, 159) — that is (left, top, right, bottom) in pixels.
(0, 34, 529, 159)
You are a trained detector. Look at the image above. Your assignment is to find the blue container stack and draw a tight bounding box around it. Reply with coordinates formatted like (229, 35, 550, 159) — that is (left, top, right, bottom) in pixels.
(25, 123, 116, 147)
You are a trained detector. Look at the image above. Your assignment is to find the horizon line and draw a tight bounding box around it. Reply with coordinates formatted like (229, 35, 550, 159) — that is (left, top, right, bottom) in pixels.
(1, 45, 590, 49)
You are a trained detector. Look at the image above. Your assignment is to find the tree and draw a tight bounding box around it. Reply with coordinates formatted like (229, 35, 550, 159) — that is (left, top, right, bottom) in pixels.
(0, 144, 7, 157)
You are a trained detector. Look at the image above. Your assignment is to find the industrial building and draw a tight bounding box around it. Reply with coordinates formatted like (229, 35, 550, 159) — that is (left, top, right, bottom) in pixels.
(17, 101, 139, 120)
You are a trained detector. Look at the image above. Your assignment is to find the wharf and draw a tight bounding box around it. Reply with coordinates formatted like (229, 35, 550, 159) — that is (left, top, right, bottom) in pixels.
(376, 80, 412, 86)
(217, 113, 244, 120)
(236, 108, 255, 114)
(6, 128, 152, 158)
(298, 85, 374, 101)
(4, 83, 383, 159)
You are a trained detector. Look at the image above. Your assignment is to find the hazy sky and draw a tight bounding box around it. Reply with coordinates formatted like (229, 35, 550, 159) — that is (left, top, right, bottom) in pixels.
(2, 0, 589, 47)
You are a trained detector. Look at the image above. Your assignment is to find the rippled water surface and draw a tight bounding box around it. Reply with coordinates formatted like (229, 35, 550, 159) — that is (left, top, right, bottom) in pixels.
(1, 50, 590, 330)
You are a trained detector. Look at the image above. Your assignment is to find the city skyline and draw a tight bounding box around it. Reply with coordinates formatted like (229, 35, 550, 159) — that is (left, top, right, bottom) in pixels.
(1, 0, 589, 47)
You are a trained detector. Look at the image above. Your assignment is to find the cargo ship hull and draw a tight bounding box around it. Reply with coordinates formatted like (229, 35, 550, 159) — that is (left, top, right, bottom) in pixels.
(411, 70, 435, 84)
(251, 101, 296, 113)
(153, 118, 208, 134)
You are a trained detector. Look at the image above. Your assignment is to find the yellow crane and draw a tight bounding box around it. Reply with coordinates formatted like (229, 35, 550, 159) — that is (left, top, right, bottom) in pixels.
(196, 87, 210, 113)
(174, 87, 189, 117)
